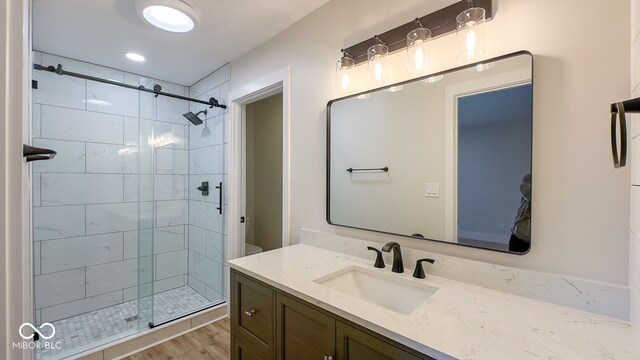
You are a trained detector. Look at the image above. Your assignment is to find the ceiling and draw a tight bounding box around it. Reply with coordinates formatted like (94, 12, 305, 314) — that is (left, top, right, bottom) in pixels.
(33, 0, 331, 85)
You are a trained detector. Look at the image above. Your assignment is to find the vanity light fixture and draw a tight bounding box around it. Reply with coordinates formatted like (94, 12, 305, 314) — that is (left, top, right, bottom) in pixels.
(407, 19, 431, 74)
(336, 1, 491, 89)
(368, 36, 389, 84)
(125, 52, 146, 62)
(456, 0, 486, 60)
(336, 49, 355, 92)
(135, 0, 201, 33)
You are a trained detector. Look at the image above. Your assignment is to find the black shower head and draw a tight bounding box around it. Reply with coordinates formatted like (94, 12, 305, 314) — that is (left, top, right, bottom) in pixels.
(182, 110, 207, 125)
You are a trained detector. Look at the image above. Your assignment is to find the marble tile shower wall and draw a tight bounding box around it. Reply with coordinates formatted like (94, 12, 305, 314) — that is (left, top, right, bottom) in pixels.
(185, 64, 230, 303)
(32, 51, 191, 324)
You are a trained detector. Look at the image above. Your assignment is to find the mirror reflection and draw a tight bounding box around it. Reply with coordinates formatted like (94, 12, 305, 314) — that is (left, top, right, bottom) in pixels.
(327, 51, 532, 254)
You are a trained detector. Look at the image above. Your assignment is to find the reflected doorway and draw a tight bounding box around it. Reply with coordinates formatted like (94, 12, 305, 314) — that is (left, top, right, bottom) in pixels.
(456, 84, 532, 252)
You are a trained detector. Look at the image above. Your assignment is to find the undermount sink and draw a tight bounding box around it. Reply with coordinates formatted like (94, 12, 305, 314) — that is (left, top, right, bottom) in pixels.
(314, 265, 438, 314)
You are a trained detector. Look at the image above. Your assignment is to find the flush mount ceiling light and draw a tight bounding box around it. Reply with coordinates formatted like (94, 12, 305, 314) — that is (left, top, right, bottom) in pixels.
(125, 52, 146, 62)
(135, 0, 201, 33)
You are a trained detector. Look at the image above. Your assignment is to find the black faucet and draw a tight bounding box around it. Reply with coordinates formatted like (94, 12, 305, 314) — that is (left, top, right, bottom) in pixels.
(366, 247, 385, 268)
(412, 258, 435, 279)
(381, 242, 403, 273)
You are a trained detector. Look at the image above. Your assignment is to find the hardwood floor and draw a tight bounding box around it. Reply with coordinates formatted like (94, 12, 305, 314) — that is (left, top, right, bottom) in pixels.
(123, 318, 230, 360)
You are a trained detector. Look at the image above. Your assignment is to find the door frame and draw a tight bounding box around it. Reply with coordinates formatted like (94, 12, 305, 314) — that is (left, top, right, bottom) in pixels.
(228, 67, 291, 260)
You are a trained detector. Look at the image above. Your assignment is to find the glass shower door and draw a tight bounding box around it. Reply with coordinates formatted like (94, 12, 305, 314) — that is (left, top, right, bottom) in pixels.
(31, 52, 155, 359)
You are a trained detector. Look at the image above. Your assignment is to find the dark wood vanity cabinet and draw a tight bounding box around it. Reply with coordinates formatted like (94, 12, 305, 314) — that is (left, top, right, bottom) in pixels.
(231, 269, 434, 360)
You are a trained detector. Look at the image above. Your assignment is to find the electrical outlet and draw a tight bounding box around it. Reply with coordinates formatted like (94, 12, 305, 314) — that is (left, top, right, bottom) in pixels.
(424, 183, 439, 198)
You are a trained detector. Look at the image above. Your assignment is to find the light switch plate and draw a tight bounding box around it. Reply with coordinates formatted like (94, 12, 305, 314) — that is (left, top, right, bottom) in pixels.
(424, 183, 439, 198)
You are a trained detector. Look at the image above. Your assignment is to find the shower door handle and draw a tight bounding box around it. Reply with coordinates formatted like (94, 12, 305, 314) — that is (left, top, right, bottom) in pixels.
(216, 182, 223, 215)
(23, 144, 57, 162)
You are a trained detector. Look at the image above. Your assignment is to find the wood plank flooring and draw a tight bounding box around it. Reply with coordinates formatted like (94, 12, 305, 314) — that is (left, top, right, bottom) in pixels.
(123, 318, 230, 360)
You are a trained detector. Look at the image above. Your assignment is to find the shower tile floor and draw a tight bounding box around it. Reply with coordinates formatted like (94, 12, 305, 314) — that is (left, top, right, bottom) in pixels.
(36, 286, 215, 360)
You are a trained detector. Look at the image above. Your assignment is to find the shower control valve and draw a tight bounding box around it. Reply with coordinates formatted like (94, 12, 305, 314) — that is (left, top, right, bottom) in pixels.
(197, 181, 209, 196)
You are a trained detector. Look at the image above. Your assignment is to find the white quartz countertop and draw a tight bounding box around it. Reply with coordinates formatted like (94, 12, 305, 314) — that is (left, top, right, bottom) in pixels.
(228, 244, 640, 360)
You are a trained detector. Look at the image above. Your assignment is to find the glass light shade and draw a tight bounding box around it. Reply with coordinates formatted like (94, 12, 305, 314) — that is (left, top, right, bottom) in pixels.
(407, 27, 431, 73)
(367, 43, 389, 84)
(456, 7, 486, 61)
(336, 56, 355, 92)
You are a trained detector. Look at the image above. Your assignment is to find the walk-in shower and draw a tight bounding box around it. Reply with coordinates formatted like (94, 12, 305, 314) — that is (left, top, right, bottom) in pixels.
(30, 52, 229, 360)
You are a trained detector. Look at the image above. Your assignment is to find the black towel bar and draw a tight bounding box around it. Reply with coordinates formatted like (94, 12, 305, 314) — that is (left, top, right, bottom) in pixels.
(346, 167, 389, 173)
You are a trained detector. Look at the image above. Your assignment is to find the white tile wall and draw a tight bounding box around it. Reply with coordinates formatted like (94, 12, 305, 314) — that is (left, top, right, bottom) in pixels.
(154, 226, 186, 254)
(33, 205, 85, 241)
(123, 174, 153, 202)
(85, 202, 149, 235)
(154, 175, 187, 200)
(41, 105, 124, 144)
(85, 258, 152, 297)
(186, 64, 229, 299)
(40, 233, 124, 273)
(156, 148, 189, 174)
(41, 290, 124, 323)
(86, 143, 139, 173)
(32, 138, 85, 173)
(86, 81, 139, 117)
(41, 173, 123, 205)
(194, 145, 222, 175)
(156, 250, 188, 280)
(35, 268, 86, 308)
(156, 200, 188, 227)
(33, 72, 86, 110)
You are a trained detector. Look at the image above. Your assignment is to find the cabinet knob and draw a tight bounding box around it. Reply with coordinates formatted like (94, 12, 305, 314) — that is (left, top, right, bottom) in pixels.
(244, 309, 256, 317)
(324, 356, 333, 360)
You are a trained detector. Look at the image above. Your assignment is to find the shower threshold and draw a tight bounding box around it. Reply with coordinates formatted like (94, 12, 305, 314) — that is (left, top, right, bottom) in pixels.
(36, 286, 221, 360)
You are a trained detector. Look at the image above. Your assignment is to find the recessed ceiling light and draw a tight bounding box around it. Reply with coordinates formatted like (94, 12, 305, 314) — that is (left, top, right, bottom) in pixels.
(125, 53, 146, 62)
(135, 0, 201, 33)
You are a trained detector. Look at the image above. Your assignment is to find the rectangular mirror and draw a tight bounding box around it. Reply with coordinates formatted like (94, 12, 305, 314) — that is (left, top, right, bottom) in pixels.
(327, 51, 532, 254)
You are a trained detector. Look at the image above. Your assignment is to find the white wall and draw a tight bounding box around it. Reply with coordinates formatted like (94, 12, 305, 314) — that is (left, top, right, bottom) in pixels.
(2, 0, 29, 358)
(230, 0, 631, 285)
(629, 0, 640, 329)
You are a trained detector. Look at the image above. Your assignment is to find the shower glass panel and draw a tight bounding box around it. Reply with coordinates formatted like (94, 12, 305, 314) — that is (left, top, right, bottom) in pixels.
(31, 52, 226, 360)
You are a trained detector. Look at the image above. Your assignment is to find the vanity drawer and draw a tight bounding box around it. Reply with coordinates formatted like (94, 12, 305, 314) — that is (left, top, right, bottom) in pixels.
(231, 271, 275, 357)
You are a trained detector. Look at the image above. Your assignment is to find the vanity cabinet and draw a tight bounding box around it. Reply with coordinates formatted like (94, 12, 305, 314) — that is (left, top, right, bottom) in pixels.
(231, 269, 434, 360)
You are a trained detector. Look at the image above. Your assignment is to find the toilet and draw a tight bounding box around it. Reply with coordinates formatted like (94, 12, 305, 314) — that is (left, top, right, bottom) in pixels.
(245, 243, 263, 256)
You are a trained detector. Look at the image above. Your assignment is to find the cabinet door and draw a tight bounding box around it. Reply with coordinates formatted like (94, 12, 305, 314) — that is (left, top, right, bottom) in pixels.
(231, 271, 275, 357)
(336, 322, 425, 360)
(276, 293, 335, 360)
(233, 336, 267, 360)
